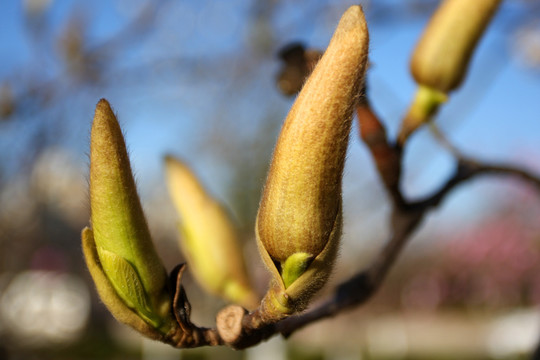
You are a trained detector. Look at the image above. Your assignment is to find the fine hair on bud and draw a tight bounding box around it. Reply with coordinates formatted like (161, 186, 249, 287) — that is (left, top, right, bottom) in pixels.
(256, 5, 369, 320)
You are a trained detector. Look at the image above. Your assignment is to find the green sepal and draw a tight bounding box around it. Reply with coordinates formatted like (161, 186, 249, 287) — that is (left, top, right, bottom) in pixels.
(281, 252, 313, 289)
(257, 210, 342, 321)
(81, 227, 168, 340)
(283, 210, 341, 304)
(97, 246, 163, 329)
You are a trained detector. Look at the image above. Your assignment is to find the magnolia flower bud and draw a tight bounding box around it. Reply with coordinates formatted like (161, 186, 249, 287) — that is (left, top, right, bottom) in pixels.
(411, 0, 501, 93)
(398, 0, 501, 143)
(256, 5, 369, 320)
(164, 155, 258, 309)
(82, 99, 174, 338)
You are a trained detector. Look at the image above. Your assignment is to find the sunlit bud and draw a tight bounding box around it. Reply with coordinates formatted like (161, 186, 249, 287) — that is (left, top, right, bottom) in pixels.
(84, 99, 174, 336)
(411, 0, 501, 93)
(256, 5, 369, 320)
(399, 0, 501, 144)
(164, 156, 258, 309)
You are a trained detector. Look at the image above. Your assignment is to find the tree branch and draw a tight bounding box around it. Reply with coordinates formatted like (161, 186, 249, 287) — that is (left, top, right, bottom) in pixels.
(274, 127, 540, 339)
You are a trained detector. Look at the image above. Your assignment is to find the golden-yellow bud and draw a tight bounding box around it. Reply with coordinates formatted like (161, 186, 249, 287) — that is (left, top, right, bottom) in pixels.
(411, 0, 501, 93)
(398, 0, 501, 144)
(164, 156, 258, 309)
(84, 99, 173, 335)
(256, 5, 369, 319)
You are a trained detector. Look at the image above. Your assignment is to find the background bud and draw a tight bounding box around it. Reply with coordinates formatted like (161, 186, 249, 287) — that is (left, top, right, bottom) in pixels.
(164, 155, 258, 309)
(398, 0, 501, 144)
(86, 99, 173, 334)
(256, 5, 369, 319)
(411, 0, 501, 93)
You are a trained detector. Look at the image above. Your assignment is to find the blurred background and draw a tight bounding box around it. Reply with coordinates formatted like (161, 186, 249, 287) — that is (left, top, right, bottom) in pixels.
(1, 0, 540, 359)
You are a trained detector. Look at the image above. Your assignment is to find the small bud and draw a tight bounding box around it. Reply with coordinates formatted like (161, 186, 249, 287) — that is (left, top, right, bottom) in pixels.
(84, 99, 174, 336)
(398, 0, 501, 143)
(256, 5, 369, 320)
(164, 156, 258, 309)
(411, 0, 501, 93)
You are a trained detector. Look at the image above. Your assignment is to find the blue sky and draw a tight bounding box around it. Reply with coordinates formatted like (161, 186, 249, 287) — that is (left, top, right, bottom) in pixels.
(1, 0, 539, 247)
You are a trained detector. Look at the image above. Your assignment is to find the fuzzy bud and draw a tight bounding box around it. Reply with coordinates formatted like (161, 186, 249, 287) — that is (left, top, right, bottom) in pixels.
(83, 99, 174, 337)
(256, 5, 369, 320)
(411, 0, 501, 93)
(399, 0, 501, 143)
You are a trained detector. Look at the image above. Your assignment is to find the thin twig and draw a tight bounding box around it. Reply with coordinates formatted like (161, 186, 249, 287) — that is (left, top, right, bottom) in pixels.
(428, 122, 464, 158)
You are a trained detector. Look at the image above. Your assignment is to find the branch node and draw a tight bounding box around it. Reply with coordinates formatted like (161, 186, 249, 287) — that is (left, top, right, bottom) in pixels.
(216, 305, 247, 346)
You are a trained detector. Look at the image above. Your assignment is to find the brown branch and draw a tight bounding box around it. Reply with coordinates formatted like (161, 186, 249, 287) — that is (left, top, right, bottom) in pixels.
(276, 154, 540, 338)
(411, 158, 540, 211)
(263, 82, 540, 342)
(165, 264, 224, 348)
(469, 162, 540, 189)
(356, 95, 404, 207)
(216, 306, 277, 349)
